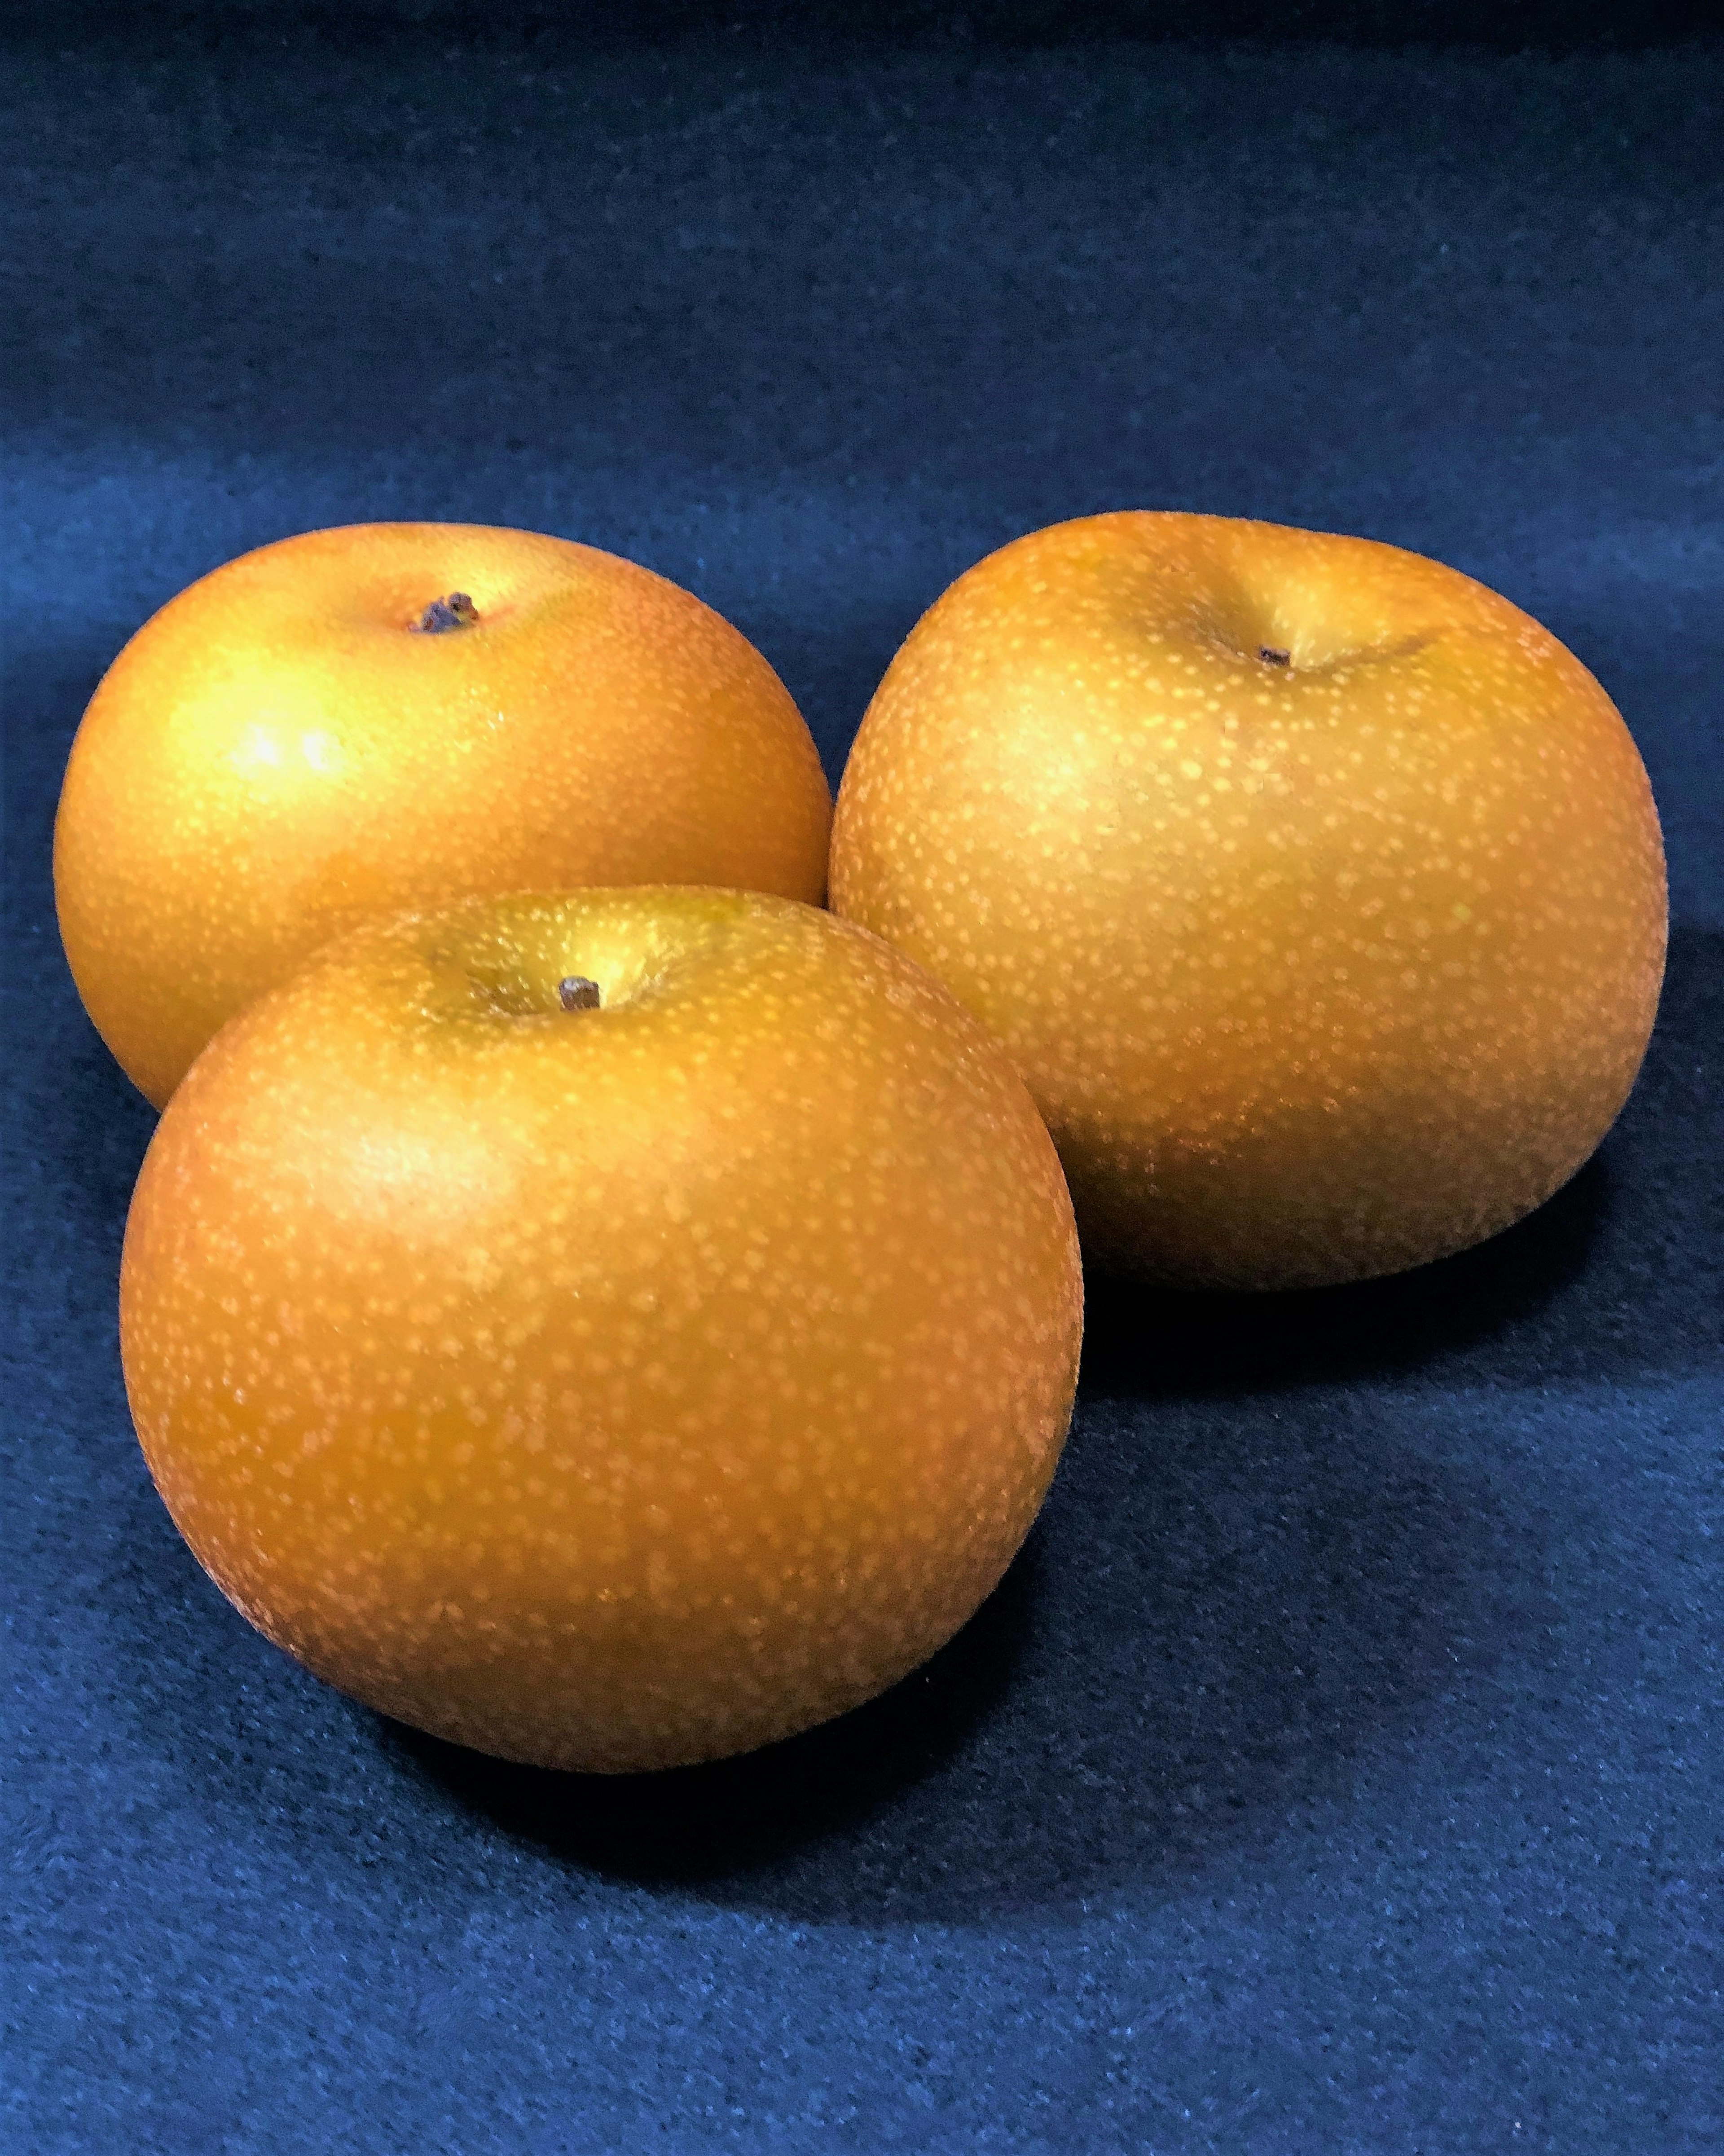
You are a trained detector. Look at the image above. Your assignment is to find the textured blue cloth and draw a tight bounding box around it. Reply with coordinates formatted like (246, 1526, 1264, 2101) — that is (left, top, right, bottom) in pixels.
(4, 10, 1720, 2152)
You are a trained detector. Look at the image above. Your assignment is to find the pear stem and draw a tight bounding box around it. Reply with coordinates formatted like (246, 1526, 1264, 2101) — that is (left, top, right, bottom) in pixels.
(412, 593, 479, 634)
(558, 977, 601, 1012)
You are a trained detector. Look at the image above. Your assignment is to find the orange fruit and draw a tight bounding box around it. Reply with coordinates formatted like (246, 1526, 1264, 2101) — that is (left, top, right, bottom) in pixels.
(55, 522, 831, 1107)
(830, 511, 1667, 1290)
(118, 887, 1082, 1772)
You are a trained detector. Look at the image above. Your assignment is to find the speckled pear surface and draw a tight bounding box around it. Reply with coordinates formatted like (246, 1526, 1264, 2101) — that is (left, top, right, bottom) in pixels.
(118, 887, 1082, 1773)
(55, 522, 833, 1108)
(831, 512, 1668, 1290)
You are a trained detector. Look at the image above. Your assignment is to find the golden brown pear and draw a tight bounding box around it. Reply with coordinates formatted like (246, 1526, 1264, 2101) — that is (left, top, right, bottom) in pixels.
(119, 888, 1082, 1773)
(56, 523, 832, 1106)
(830, 512, 1667, 1290)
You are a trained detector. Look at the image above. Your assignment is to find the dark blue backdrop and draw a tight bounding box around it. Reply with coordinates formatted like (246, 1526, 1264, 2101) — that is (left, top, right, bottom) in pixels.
(5, 7, 1720, 2151)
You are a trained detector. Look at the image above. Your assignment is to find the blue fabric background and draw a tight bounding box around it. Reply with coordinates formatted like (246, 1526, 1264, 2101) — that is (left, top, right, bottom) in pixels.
(4, 7, 1720, 2150)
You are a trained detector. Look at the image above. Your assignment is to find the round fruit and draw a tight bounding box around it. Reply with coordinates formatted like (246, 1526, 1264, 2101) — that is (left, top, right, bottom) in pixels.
(830, 511, 1667, 1290)
(55, 522, 832, 1108)
(119, 887, 1082, 1773)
